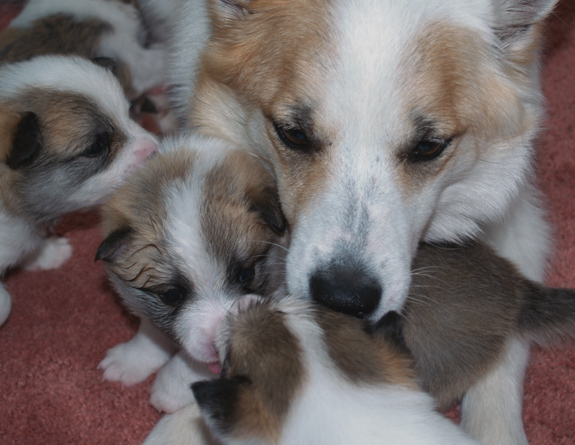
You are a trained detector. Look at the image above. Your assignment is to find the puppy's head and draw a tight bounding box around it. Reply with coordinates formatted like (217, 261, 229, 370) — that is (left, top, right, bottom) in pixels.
(0, 55, 157, 223)
(192, 0, 557, 321)
(192, 296, 416, 444)
(97, 134, 287, 366)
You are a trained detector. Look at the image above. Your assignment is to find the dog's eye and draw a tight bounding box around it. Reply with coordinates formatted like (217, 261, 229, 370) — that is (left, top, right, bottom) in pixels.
(159, 288, 186, 306)
(409, 139, 450, 162)
(84, 133, 110, 157)
(274, 123, 311, 151)
(237, 265, 256, 288)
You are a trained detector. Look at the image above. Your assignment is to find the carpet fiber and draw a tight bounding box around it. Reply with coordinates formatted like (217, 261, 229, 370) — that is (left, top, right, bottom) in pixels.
(1, 2, 575, 443)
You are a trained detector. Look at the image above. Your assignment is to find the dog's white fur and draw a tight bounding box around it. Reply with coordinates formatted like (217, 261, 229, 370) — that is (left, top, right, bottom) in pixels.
(7, 0, 166, 96)
(0, 55, 158, 327)
(169, 1, 557, 442)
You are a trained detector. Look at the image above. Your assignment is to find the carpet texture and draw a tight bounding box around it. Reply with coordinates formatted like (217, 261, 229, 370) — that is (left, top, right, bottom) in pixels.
(1, 2, 575, 443)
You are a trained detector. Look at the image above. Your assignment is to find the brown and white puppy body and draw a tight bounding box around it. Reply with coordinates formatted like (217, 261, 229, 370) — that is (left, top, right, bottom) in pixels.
(0, 0, 167, 99)
(146, 241, 575, 444)
(96, 133, 287, 412)
(175, 0, 558, 442)
(0, 55, 158, 327)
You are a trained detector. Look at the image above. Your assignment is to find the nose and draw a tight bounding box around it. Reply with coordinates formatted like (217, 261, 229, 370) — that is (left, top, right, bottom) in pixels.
(309, 262, 382, 318)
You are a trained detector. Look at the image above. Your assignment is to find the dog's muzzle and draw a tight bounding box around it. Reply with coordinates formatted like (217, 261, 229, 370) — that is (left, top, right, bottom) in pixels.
(309, 260, 382, 318)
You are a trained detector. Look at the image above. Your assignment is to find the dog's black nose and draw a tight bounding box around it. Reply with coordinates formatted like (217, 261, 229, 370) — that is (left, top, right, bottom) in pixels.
(309, 263, 382, 318)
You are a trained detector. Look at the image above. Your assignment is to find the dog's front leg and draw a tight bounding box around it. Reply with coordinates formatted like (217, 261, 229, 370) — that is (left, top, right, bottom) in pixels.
(99, 318, 176, 386)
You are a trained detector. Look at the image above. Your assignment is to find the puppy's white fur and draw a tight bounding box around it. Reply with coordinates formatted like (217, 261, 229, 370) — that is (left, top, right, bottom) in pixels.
(0, 55, 158, 326)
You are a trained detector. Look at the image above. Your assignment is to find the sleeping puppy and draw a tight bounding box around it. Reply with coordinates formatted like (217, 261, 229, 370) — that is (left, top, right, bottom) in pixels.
(0, 55, 158, 327)
(148, 241, 575, 444)
(96, 133, 287, 412)
(0, 0, 166, 99)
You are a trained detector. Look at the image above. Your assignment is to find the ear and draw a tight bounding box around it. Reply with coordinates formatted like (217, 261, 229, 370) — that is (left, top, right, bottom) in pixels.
(192, 376, 249, 436)
(91, 57, 118, 75)
(493, 0, 558, 48)
(209, 0, 252, 23)
(372, 311, 411, 355)
(249, 186, 287, 235)
(95, 227, 134, 262)
(6, 112, 43, 170)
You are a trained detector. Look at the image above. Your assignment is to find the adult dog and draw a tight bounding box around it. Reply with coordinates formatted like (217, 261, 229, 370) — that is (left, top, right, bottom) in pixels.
(171, 1, 557, 443)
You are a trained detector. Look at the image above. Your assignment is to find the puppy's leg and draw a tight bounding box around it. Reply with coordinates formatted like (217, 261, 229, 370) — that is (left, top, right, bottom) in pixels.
(466, 184, 551, 444)
(144, 403, 217, 445)
(0, 283, 12, 327)
(22, 237, 73, 271)
(150, 350, 212, 414)
(461, 336, 530, 445)
(99, 318, 176, 386)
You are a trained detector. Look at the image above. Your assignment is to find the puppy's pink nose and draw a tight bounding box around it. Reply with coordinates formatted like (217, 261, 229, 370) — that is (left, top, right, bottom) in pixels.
(134, 138, 158, 163)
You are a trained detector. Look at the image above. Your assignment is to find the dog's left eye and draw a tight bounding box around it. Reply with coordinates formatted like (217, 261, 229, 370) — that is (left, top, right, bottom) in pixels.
(273, 123, 312, 151)
(409, 139, 451, 162)
(237, 265, 256, 288)
(84, 133, 110, 157)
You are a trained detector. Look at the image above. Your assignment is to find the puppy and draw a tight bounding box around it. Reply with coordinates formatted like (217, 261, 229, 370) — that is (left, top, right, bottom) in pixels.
(0, 0, 166, 99)
(0, 54, 158, 327)
(147, 241, 575, 444)
(96, 133, 287, 412)
(174, 0, 558, 442)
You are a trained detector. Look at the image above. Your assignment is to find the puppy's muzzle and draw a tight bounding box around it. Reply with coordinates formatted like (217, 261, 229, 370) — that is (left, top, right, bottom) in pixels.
(310, 261, 382, 319)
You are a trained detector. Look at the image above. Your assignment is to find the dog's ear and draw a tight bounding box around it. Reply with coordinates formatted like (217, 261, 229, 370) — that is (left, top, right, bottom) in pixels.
(493, 0, 558, 57)
(95, 227, 134, 262)
(91, 57, 118, 75)
(209, 0, 252, 22)
(192, 376, 249, 436)
(5, 112, 43, 170)
(249, 186, 287, 235)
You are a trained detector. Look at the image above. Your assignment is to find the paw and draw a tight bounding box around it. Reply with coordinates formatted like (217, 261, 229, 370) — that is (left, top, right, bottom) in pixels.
(150, 354, 211, 413)
(23, 237, 73, 271)
(99, 341, 169, 386)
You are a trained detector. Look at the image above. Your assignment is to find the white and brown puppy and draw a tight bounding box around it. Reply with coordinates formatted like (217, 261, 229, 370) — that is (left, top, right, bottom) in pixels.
(147, 241, 575, 445)
(0, 55, 158, 327)
(0, 0, 166, 99)
(174, 0, 558, 442)
(96, 134, 287, 412)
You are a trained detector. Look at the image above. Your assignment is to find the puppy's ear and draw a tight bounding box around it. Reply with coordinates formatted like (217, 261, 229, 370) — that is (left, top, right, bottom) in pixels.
(6, 112, 43, 170)
(372, 311, 411, 356)
(95, 227, 134, 262)
(192, 376, 249, 436)
(249, 186, 287, 235)
(91, 57, 118, 75)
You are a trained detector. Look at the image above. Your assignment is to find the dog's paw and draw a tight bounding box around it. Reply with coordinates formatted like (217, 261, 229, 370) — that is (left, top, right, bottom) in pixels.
(22, 237, 73, 271)
(149, 354, 209, 413)
(99, 341, 169, 386)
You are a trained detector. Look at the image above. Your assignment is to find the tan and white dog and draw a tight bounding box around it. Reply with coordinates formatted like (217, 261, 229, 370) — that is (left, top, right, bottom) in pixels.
(171, 0, 558, 442)
(0, 0, 167, 100)
(0, 55, 158, 327)
(96, 133, 287, 412)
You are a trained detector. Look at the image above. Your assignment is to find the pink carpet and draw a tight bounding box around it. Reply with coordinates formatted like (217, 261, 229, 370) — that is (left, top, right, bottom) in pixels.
(1, 2, 575, 443)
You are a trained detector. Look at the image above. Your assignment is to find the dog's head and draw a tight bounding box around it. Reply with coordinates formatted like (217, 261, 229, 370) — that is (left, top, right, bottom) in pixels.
(0, 55, 157, 223)
(191, 0, 556, 321)
(97, 134, 287, 367)
(192, 296, 418, 444)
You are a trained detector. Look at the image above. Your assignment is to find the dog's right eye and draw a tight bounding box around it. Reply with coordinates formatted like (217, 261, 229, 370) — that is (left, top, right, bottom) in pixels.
(273, 123, 312, 151)
(159, 288, 186, 306)
(84, 133, 110, 157)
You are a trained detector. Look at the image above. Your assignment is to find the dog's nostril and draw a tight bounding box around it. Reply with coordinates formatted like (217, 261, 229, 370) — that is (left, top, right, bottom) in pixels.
(309, 264, 382, 318)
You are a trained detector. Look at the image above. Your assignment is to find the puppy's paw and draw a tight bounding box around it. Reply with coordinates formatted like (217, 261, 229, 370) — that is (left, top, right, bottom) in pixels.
(150, 354, 210, 413)
(23, 237, 73, 271)
(99, 341, 169, 386)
